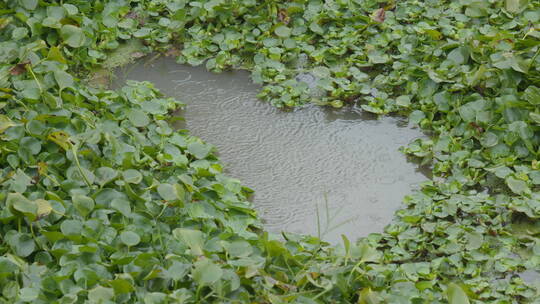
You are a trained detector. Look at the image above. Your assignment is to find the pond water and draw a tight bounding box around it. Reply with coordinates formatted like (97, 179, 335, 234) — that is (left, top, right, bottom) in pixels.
(115, 56, 428, 243)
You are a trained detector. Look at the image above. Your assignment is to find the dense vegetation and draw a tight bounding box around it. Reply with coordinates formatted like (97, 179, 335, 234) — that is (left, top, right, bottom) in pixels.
(1, 0, 540, 302)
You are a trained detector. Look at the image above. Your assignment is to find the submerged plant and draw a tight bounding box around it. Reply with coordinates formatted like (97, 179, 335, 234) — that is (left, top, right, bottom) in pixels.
(0, 0, 539, 303)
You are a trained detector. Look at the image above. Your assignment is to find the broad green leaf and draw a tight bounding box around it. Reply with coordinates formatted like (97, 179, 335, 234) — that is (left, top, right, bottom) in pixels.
(0, 115, 16, 133)
(275, 25, 292, 38)
(480, 132, 498, 147)
(446, 283, 470, 304)
(111, 198, 132, 217)
(192, 259, 223, 285)
(409, 110, 426, 124)
(187, 142, 211, 159)
(224, 241, 253, 258)
(87, 286, 114, 303)
(358, 288, 381, 304)
(6, 231, 35, 257)
(506, 176, 529, 195)
(127, 109, 150, 127)
(506, 0, 528, 13)
(54, 70, 74, 91)
(60, 25, 86, 48)
(72, 195, 95, 217)
(60, 219, 83, 236)
(167, 262, 190, 281)
(47, 46, 67, 63)
(110, 278, 134, 294)
(157, 183, 184, 201)
(7, 193, 37, 220)
(123, 169, 142, 184)
(96, 167, 118, 186)
(120, 231, 141, 246)
(20, 0, 38, 10)
(173, 228, 204, 255)
(19, 287, 39, 302)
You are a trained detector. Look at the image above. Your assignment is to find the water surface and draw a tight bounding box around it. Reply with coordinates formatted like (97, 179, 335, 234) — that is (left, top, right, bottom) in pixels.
(115, 57, 428, 243)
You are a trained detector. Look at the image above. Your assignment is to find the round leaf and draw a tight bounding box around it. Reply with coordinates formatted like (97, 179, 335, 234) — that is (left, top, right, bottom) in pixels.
(120, 231, 140, 246)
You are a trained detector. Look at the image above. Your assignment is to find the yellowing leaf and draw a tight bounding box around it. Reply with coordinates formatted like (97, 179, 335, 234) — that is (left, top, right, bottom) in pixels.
(358, 288, 381, 304)
(35, 199, 52, 218)
(0, 115, 15, 133)
(47, 131, 72, 150)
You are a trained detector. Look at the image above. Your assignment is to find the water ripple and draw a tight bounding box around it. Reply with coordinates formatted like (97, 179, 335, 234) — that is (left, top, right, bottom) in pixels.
(115, 57, 428, 243)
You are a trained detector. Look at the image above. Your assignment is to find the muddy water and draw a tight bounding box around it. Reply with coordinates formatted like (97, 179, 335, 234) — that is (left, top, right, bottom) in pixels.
(115, 57, 428, 243)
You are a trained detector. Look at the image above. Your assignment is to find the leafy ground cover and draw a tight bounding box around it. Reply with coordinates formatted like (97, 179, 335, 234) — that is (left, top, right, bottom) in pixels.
(1, 0, 540, 303)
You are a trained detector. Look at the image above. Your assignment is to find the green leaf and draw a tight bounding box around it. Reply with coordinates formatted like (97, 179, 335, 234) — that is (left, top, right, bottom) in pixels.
(447, 47, 469, 65)
(274, 25, 292, 38)
(60, 25, 86, 48)
(120, 231, 141, 246)
(358, 242, 381, 263)
(127, 109, 150, 127)
(523, 86, 540, 105)
(111, 198, 132, 217)
(20, 0, 38, 10)
(529, 112, 540, 124)
(187, 142, 211, 159)
(60, 219, 83, 236)
(72, 195, 95, 217)
(7, 193, 37, 220)
(167, 262, 190, 281)
(480, 132, 498, 147)
(54, 70, 74, 91)
(122, 169, 142, 184)
(96, 167, 117, 187)
(506, 176, 529, 195)
(192, 259, 223, 285)
(63, 4, 78, 15)
(87, 286, 114, 303)
(173, 228, 204, 255)
(409, 110, 426, 124)
(6, 231, 35, 257)
(47, 46, 67, 64)
(110, 278, 134, 294)
(19, 287, 39, 302)
(446, 283, 470, 304)
(157, 183, 183, 201)
(0, 115, 16, 133)
(224, 241, 253, 258)
(358, 288, 381, 304)
(506, 0, 528, 13)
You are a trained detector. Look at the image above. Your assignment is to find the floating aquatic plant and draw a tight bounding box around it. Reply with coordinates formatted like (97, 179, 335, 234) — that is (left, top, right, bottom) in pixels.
(0, 0, 539, 302)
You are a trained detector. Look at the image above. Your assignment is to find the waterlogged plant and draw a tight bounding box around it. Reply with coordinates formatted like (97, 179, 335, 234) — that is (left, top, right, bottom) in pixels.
(1, 0, 540, 303)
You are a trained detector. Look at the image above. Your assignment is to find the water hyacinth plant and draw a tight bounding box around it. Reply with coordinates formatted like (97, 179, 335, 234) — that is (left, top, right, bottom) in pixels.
(0, 0, 540, 303)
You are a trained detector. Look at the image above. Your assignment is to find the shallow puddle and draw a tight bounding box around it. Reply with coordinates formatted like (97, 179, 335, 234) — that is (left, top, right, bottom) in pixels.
(115, 57, 428, 243)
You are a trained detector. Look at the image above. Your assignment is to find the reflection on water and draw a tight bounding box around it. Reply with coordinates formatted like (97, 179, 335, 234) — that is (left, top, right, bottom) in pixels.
(115, 56, 429, 243)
